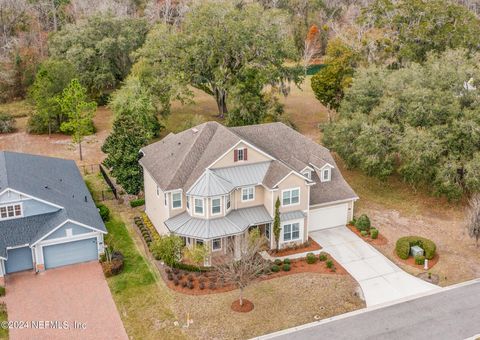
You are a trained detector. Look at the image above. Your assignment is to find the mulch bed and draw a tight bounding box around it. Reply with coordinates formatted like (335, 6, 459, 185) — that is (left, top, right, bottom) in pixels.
(231, 299, 254, 313)
(158, 256, 347, 296)
(268, 237, 322, 257)
(416, 272, 440, 285)
(394, 252, 439, 270)
(347, 225, 388, 246)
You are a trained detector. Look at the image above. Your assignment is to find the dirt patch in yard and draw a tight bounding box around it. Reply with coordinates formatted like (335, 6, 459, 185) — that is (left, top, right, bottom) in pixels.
(357, 202, 480, 287)
(231, 299, 254, 313)
(268, 237, 322, 257)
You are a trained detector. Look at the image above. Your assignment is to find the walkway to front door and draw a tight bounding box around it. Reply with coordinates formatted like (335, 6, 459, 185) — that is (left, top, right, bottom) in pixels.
(310, 227, 439, 306)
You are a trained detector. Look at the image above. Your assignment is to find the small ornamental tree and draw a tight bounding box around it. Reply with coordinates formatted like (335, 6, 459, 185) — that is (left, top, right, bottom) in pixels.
(183, 244, 209, 267)
(273, 197, 281, 250)
(150, 235, 184, 267)
(57, 79, 96, 160)
(467, 194, 480, 247)
(215, 230, 269, 307)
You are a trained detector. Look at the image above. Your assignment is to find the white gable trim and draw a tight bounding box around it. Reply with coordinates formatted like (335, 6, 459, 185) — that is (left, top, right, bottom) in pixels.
(206, 139, 276, 170)
(271, 171, 310, 189)
(300, 165, 315, 173)
(310, 162, 335, 171)
(0, 188, 63, 210)
(31, 219, 106, 247)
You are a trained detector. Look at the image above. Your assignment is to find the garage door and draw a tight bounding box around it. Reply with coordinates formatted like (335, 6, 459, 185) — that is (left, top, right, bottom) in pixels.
(43, 238, 98, 270)
(308, 203, 349, 232)
(6, 246, 34, 274)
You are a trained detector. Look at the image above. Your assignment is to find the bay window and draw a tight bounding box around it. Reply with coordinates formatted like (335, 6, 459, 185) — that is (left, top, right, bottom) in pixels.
(211, 198, 221, 215)
(194, 198, 204, 215)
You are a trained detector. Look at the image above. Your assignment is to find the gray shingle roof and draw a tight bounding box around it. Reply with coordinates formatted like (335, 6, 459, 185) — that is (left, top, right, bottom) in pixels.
(141, 121, 357, 204)
(164, 205, 272, 239)
(0, 152, 106, 257)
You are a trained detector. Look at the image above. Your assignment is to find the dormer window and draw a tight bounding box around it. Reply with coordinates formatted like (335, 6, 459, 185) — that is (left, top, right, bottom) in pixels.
(0, 203, 22, 219)
(321, 168, 331, 182)
(302, 171, 311, 179)
(234, 148, 248, 162)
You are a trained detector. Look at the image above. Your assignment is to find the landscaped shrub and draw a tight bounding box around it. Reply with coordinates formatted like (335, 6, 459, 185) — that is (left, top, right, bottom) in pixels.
(415, 255, 426, 265)
(319, 252, 328, 261)
(306, 252, 317, 264)
(199, 282, 205, 290)
(360, 230, 368, 237)
(174, 278, 179, 286)
(326, 259, 334, 269)
(283, 258, 291, 265)
(167, 273, 174, 281)
(181, 281, 187, 288)
(395, 236, 437, 260)
(187, 274, 194, 282)
(101, 250, 124, 277)
(370, 228, 379, 239)
(0, 113, 15, 133)
(187, 281, 194, 289)
(0, 286, 6, 297)
(348, 217, 356, 226)
(209, 282, 216, 290)
(172, 262, 208, 272)
(130, 198, 145, 208)
(355, 214, 371, 231)
(282, 263, 291, 271)
(274, 259, 282, 266)
(271, 264, 280, 272)
(96, 203, 110, 222)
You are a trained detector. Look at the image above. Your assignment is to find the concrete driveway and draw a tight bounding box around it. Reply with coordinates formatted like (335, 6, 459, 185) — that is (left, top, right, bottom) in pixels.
(310, 227, 439, 306)
(4, 262, 127, 340)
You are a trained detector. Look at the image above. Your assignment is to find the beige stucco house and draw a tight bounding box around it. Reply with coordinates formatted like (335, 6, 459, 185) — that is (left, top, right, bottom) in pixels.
(140, 122, 358, 265)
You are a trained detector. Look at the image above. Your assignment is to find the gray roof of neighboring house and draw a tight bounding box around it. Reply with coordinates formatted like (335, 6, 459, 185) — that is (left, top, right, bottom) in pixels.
(0, 152, 106, 257)
(280, 210, 305, 222)
(164, 205, 272, 239)
(141, 121, 357, 205)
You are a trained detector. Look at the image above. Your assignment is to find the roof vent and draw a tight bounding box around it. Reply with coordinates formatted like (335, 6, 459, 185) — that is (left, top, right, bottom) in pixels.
(44, 185, 49, 189)
(192, 128, 199, 134)
(178, 142, 181, 145)
(84, 196, 88, 202)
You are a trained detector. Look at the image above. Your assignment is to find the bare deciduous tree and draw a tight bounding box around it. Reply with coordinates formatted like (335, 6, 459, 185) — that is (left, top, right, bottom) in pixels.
(215, 231, 269, 307)
(144, 0, 190, 25)
(467, 194, 480, 247)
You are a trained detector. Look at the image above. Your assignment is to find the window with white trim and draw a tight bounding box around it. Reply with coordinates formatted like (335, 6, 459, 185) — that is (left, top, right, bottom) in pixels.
(241, 187, 254, 201)
(282, 188, 300, 206)
(194, 198, 204, 215)
(212, 238, 222, 251)
(0, 203, 22, 219)
(302, 171, 311, 179)
(172, 192, 182, 209)
(211, 198, 221, 215)
(322, 168, 331, 182)
(196, 239, 204, 246)
(283, 222, 300, 241)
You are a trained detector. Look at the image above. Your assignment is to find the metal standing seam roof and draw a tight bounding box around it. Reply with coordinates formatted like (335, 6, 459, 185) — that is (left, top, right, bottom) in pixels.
(164, 205, 273, 239)
(186, 170, 235, 197)
(280, 210, 306, 222)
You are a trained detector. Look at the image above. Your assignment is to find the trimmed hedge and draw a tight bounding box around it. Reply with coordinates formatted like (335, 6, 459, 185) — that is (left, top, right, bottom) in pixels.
(171, 262, 209, 272)
(130, 198, 145, 208)
(370, 228, 379, 239)
(306, 252, 317, 264)
(282, 263, 291, 271)
(395, 236, 436, 260)
(271, 264, 280, 272)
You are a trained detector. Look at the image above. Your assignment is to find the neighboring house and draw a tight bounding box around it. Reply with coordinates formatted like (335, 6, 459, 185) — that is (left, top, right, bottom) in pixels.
(0, 151, 107, 281)
(140, 122, 358, 265)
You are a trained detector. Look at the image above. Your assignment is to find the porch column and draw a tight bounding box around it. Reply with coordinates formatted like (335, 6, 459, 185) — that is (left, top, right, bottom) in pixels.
(234, 235, 241, 260)
(204, 239, 211, 267)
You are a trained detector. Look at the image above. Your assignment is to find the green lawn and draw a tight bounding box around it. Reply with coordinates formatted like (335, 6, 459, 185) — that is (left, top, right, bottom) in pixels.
(0, 303, 8, 339)
(0, 100, 33, 118)
(103, 214, 184, 339)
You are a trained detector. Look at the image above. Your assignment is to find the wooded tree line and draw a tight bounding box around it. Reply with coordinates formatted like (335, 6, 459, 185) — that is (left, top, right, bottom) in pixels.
(312, 0, 480, 200)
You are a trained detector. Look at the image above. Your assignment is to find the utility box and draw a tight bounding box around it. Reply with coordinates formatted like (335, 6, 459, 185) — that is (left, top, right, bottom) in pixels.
(410, 245, 424, 257)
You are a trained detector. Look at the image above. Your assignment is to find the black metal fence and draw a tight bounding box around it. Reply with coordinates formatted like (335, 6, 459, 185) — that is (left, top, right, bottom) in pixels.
(99, 164, 118, 200)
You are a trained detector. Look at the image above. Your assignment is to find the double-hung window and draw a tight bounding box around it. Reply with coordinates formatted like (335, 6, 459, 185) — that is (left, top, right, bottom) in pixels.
(241, 187, 254, 201)
(211, 198, 221, 215)
(212, 238, 222, 251)
(282, 188, 300, 206)
(283, 223, 300, 241)
(322, 168, 331, 182)
(226, 194, 231, 210)
(172, 192, 182, 209)
(194, 198, 204, 215)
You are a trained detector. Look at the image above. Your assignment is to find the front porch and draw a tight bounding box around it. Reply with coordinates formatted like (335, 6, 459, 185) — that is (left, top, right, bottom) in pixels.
(183, 222, 272, 266)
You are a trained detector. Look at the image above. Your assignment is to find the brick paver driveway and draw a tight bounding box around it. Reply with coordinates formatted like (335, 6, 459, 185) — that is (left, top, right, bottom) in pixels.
(4, 262, 127, 340)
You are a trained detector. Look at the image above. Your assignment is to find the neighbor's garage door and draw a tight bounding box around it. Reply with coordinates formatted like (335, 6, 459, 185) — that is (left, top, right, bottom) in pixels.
(308, 203, 349, 232)
(43, 238, 98, 270)
(6, 246, 34, 274)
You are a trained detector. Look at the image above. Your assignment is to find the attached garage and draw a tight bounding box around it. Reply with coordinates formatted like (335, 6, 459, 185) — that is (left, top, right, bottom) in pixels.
(43, 238, 99, 270)
(6, 246, 34, 274)
(308, 203, 349, 232)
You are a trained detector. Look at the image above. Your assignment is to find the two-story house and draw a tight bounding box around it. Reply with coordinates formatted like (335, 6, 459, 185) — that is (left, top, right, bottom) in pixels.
(140, 122, 358, 264)
(0, 151, 107, 281)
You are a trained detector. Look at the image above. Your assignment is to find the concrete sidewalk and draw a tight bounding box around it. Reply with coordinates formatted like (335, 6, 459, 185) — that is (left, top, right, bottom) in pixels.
(310, 227, 439, 306)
